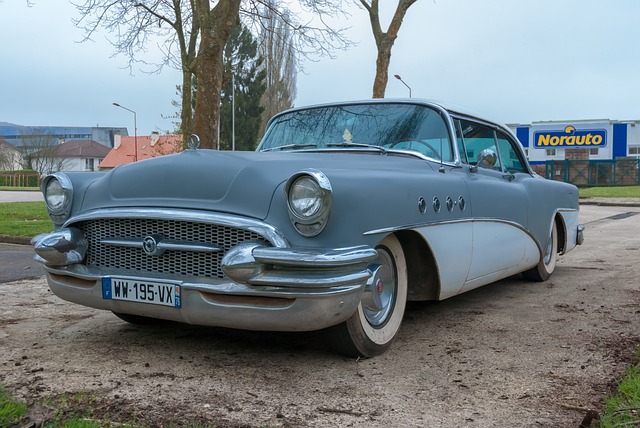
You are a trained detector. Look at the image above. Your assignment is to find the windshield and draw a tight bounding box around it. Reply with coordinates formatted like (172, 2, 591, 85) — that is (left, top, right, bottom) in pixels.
(258, 103, 454, 162)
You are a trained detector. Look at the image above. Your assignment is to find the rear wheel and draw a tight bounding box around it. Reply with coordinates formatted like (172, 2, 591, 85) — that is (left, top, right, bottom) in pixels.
(330, 235, 408, 357)
(523, 220, 558, 282)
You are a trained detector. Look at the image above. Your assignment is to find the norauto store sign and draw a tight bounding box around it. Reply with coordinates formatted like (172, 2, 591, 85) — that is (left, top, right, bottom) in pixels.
(533, 126, 607, 148)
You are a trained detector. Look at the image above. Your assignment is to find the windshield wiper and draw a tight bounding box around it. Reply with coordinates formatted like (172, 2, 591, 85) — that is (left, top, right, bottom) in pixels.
(261, 143, 317, 152)
(325, 142, 387, 154)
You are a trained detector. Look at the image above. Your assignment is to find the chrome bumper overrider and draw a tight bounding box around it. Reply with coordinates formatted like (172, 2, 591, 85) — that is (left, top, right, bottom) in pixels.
(576, 224, 585, 246)
(33, 228, 379, 331)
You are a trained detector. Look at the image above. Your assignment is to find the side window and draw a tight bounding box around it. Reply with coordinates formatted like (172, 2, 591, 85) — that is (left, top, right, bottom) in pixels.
(495, 131, 527, 174)
(407, 109, 454, 162)
(454, 119, 468, 164)
(458, 120, 501, 170)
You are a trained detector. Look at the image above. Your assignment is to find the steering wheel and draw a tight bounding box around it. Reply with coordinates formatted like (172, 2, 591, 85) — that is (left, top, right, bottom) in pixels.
(389, 140, 441, 160)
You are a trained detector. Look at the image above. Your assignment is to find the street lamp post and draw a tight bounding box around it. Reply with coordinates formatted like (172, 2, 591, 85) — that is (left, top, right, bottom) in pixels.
(394, 74, 412, 98)
(231, 72, 235, 151)
(112, 102, 138, 162)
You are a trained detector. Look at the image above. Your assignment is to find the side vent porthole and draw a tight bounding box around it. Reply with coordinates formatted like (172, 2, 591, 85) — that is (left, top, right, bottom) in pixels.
(418, 197, 427, 214)
(458, 196, 466, 211)
(446, 196, 454, 212)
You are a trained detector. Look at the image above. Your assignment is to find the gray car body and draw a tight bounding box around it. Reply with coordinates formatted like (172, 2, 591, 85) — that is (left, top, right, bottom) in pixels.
(33, 99, 582, 332)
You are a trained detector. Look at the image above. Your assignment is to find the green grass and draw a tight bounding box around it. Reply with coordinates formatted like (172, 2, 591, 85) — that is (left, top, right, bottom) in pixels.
(1, 384, 212, 427)
(0, 201, 53, 237)
(0, 385, 27, 427)
(580, 186, 640, 198)
(599, 348, 640, 427)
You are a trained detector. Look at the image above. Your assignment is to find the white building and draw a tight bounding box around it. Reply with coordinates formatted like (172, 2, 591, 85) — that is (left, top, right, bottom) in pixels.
(508, 119, 640, 166)
(0, 139, 23, 170)
(30, 139, 111, 174)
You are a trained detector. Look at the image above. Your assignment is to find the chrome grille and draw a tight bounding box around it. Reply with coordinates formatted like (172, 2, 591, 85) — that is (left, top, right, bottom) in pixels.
(78, 218, 270, 279)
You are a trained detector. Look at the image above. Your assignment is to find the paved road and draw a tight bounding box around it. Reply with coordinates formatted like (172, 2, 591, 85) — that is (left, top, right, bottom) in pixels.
(0, 190, 43, 202)
(0, 243, 43, 282)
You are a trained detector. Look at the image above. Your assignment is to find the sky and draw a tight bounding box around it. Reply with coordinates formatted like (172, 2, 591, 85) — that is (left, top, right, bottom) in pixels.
(1, 0, 639, 136)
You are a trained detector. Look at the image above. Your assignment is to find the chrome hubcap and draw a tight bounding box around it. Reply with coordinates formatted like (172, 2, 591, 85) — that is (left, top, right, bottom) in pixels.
(361, 247, 396, 327)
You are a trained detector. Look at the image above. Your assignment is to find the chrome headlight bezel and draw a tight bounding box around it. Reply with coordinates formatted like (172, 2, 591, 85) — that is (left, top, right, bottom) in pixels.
(42, 173, 73, 225)
(285, 169, 332, 237)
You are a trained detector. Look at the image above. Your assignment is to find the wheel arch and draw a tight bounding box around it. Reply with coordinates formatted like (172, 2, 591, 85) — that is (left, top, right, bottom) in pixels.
(554, 212, 568, 255)
(394, 230, 440, 301)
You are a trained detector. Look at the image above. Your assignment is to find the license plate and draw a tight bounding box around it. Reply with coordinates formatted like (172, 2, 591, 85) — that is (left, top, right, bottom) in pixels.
(102, 277, 181, 308)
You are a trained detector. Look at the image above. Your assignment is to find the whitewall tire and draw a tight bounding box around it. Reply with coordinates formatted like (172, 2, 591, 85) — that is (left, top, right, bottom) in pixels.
(330, 234, 408, 357)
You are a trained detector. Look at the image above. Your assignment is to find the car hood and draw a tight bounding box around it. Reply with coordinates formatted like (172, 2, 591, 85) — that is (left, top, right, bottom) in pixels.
(80, 149, 432, 220)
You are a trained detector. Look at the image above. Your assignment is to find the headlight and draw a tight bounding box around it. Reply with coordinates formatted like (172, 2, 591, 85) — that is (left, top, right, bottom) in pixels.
(45, 179, 66, 212)
(285, 170, 332, 237)
(289, 177, 324, 218)
(42, 173, 73, 225)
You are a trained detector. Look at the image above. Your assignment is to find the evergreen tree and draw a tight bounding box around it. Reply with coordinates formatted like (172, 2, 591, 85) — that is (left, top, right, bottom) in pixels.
(220, 25, 267, 151)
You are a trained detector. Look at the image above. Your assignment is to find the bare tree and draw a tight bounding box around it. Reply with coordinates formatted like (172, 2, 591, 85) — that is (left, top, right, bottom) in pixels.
(359, 0, 418, 98)
(19, 129, 68, 175)
(73, 0, 199, 145)
(257, 0, 297, 136)
(72, 0, 352, 149)
(0, 138, 24, 171)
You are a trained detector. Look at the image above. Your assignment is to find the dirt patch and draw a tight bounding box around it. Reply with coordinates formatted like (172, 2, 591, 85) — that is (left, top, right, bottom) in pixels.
(1, 205, 639, 427)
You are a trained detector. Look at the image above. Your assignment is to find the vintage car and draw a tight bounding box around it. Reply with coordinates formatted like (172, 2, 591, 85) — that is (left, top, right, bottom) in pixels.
(33, 99, 584, 357)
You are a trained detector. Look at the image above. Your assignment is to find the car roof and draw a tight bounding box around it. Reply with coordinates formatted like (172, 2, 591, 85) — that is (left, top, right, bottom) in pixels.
(272, 98, 510, 132)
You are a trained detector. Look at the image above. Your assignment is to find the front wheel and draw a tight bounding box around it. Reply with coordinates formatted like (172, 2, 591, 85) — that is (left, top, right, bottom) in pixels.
(523, 220, 558, 282)
(329, 235, 408, 357)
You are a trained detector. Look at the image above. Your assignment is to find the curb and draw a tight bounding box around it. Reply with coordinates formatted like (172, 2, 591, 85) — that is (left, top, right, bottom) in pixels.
(579, 201, 640, 207)
(0, 235, 32, 245)
(579, 197, 640, 208)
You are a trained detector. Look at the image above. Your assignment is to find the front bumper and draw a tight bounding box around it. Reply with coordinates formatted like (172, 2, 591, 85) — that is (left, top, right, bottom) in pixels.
(34, 229, 378, 331)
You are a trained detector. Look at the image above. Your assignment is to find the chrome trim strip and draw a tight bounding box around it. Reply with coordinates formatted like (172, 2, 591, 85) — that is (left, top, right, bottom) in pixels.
(100, 237, 222, 253)
(220, 242, 376, 287)
(248, 269, 372, 288)
(43, 265, 365, 299)
(364, 217, 528, 237)
(252, 245, 378, 267)
(64, 207, 289, 248)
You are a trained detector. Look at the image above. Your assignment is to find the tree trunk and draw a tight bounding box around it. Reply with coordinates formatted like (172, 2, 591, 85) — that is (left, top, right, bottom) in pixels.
(363, 0, 418, 99)
(193, 0, 241, 150)
(372, 40, 392, 98)
(180, 69, 194, 145)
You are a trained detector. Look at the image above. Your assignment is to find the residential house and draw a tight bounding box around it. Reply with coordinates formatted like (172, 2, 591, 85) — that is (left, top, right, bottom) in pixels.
(30, 139, 111, 174)
(0, 138, 23, 170)
(99, 132, 183, 170)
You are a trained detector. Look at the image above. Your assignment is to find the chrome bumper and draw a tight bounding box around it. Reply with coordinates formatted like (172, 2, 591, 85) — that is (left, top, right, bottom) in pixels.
(34, 229, 378, 331)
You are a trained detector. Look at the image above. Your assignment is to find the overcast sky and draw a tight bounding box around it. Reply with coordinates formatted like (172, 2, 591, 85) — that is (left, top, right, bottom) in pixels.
(1, 1, 638, 136)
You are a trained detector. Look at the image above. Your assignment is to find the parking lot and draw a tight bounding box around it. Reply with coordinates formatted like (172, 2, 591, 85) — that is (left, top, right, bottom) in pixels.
(0, 204, 639, 427)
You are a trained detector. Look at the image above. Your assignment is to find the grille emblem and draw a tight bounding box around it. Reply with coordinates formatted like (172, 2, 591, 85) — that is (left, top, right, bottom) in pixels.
(143, 235, 162, 256)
